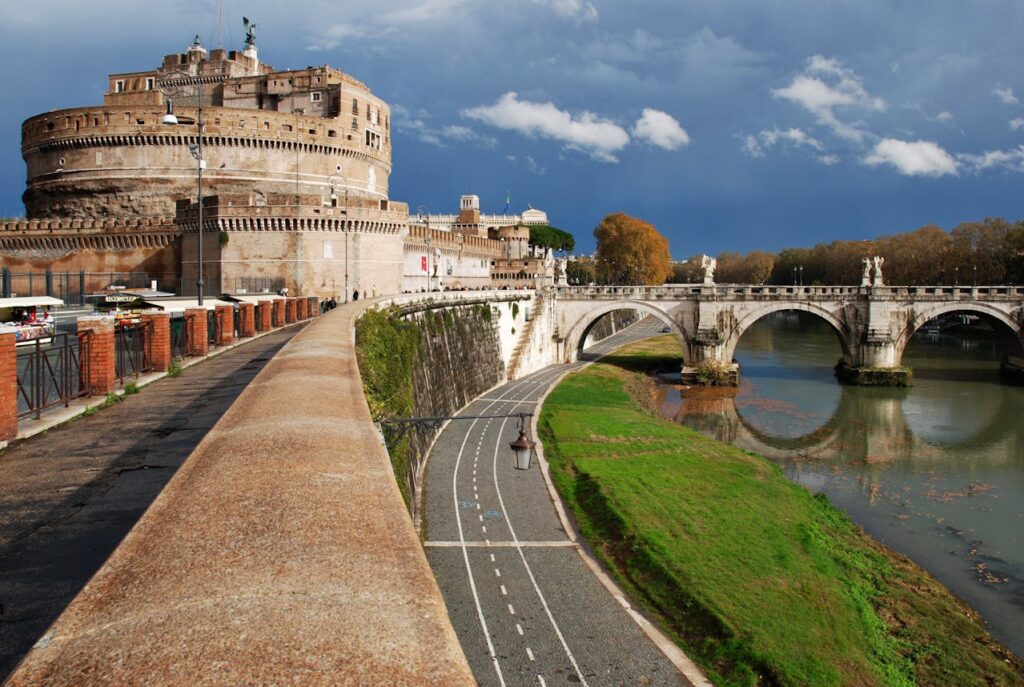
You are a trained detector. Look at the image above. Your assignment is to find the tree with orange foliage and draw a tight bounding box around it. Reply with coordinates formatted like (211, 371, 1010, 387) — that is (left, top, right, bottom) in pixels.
(594, 212, 672, 285)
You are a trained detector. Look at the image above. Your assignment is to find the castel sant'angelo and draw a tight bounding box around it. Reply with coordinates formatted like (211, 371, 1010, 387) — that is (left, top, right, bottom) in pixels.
(0, 25, 553, 299)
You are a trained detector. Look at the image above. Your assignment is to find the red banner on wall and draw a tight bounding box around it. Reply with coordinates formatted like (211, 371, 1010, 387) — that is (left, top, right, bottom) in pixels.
(421, 256, 428, 272)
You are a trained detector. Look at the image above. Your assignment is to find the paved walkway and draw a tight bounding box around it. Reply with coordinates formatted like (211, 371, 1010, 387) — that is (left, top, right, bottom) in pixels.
(0, 327, 301, 680)
(423, 320, 709, 687)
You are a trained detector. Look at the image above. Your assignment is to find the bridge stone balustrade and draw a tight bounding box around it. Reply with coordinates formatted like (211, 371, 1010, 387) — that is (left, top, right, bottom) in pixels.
(551, 284, 1024, 385)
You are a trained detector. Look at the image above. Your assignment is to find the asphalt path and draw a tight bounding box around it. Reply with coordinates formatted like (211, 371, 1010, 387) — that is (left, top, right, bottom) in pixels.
(424, 318, 695, 687)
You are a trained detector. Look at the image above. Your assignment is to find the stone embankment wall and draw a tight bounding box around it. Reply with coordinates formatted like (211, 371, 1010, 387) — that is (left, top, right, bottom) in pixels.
(357, 291, 541, 520)
(585, 308, 640, 347)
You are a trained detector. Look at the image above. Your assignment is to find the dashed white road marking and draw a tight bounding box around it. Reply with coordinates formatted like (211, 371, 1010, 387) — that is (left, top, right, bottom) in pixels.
(495, 568, 501, 578)
(516, 624, 524, 636)
(538, 675, 547, 686)
(526, 647, 535, 661)
(500, 584, 507, 595)
(508, 603, 516, 616)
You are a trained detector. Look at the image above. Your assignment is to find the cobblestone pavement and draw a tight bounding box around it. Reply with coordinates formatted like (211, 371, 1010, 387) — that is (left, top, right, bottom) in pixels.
(0, 327, 301, 679)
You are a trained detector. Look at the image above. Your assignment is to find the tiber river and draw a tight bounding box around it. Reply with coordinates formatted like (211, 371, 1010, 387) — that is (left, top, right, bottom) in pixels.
(656, 311, 1024, 657)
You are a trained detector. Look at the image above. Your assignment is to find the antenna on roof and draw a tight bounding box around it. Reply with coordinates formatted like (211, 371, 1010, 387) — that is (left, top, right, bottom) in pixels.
(217, 0, 224, 48)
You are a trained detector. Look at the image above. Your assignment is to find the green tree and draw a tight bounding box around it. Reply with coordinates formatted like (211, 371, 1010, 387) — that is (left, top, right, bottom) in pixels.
(566, 260, 596, 285)
(528, 225, 576, 252)
(594, 213, 672, 285)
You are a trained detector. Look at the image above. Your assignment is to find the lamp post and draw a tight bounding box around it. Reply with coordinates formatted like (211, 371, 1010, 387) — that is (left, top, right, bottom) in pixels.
(377, 412, 536, 470)
(161, 80, 206, 305)
(798, 265, 804, 286)
(329, 175, 350, 302)
(954, 266, 959, 286)
(417, 205, 431, 292)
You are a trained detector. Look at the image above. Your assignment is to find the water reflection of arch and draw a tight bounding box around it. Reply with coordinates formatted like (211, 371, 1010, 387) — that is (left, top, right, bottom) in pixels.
(721, 303, 854, 365)
(894, 302, 1024, 364)
(673, 385, 1021, 463)
(566, 300, 690, 363)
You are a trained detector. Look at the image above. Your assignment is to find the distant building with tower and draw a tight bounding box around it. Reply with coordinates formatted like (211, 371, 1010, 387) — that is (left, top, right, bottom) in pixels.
(1, 27, 556, 300)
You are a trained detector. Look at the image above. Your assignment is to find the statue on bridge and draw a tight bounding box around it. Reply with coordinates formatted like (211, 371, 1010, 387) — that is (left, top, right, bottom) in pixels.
(701, 254, 717, 285)
(861, 258, 872, 287)
(872, 256, 885, 287)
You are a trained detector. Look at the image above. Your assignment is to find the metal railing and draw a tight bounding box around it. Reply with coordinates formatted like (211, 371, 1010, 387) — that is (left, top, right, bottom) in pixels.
(1, 269, 178, 304)
(232, 276, 284, 294)
(17, 332, 92, 419)
(254, 305, 267, 332)
(170, 316, 195, 359)
(115, 322, 153, 385)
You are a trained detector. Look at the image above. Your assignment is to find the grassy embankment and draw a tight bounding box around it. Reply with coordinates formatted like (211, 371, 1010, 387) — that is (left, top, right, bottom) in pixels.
(539, 335, 1022, 687)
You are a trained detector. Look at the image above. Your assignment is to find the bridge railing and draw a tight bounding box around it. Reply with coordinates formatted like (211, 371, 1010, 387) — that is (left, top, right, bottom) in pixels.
(553, 284, 1024, 300)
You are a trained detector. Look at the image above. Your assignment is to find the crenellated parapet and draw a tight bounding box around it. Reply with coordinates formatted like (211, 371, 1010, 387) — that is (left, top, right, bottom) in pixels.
(0, 217, 177, 253)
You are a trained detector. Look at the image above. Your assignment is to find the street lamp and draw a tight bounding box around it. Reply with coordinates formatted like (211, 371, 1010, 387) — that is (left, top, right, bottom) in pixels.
(161, 80, 206, 306)
(417, 205, 431, 292)
(509, 416, 537, 470)
(329, 175, 350, 302)
(377, 412, 536, 470)
(798, 265, 804, 286)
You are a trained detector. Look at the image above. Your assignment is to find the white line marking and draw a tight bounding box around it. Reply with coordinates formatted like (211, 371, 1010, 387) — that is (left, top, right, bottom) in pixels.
(482, 526, 487, 533)
(500, 584, 507, 595)
(424, 540, 578, 548)
(492, 416, 590, 686)
(508, 603, 516, 616)
(516, 623, 524, 635)
(490, 554, 496, 563)
(495, 568, 501, 578)
(538, 675, 547, 686)
(451, 419, 506, 687)
(526, 647, 535, 661)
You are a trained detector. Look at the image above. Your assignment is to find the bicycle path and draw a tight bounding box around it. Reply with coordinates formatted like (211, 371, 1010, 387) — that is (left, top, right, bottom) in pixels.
(0, 326, 301, 680)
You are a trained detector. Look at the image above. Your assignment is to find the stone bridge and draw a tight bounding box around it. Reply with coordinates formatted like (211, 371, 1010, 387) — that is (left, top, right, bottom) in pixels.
(550, 284, 1024, 384)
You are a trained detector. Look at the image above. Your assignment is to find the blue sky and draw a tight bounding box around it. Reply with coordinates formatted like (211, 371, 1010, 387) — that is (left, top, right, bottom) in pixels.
(1, 1, 1022, 257)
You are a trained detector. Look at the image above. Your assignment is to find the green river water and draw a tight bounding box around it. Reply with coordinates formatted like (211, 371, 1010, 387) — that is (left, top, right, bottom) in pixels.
(658, 311, 1024, 657)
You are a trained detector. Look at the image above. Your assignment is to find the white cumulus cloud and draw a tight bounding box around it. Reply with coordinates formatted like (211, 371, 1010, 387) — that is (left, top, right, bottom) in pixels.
(936, 111, 954, 124)
(863, 139, 958, 177)
(993, 86, 1020, 106)
(740, 127, 834, 164)
(1010, 118, 1024, 132)
(772, 55, 885, 144)
(463, 92, 630, 162)
(632, 109, 690, 150)
(958, 146, 1024, 173)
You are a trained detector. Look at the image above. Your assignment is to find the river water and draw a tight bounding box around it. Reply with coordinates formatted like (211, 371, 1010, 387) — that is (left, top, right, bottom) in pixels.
(657, 312, 1024, 657)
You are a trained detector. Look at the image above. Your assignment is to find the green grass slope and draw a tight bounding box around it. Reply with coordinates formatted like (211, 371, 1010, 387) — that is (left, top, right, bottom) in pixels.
(539, 337, 1022, 687)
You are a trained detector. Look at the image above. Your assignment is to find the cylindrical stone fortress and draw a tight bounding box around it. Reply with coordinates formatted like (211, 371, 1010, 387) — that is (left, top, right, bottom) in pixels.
(20, 41, 392, 219)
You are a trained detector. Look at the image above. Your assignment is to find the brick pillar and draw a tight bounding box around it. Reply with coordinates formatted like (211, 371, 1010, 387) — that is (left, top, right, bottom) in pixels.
(309, 297, 320, 317)
(273, 300, 286, 328)
(238, 302, 256, 338)
(215, 305, 234, 346)
(142, 312, 171, 372)
(0, 332, 17, 442)
(285, 298, 297, 323)
(185, 308, 209, 357)
(257, 301, 272, 332)
(297, 297, 308, 320)
(78, 316, 117, 395)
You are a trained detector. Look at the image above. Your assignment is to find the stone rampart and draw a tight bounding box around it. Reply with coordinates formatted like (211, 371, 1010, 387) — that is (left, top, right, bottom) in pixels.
(22, 105, 393, 218)
(3, 298, 475, 686)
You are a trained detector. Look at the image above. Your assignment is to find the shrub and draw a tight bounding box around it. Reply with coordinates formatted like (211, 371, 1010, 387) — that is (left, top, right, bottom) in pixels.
(124, 381, 139, 395)
(167, 358, 183, 377)
(695, 359, 733, 386)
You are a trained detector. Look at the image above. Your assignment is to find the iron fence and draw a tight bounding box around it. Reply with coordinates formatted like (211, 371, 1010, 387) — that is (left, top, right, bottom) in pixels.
(170, 316, 195, 360)
(255, 305, 266, 332)
(16, 332, 92, 419)
(115, 322, 153, 385)
(1, 269, 179, 305)
(231, 276, 284, 294)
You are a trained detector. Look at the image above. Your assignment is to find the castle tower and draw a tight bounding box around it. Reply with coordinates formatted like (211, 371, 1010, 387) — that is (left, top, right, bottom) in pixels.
(458, 194, 481, 225)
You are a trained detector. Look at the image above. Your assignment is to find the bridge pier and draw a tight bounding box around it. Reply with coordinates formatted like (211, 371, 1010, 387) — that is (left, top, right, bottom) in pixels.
(681, 327, 740, 386)
(836, 334, 912, 387)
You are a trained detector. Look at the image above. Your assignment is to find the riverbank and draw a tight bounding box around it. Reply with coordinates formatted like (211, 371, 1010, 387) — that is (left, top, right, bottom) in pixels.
(538, 336, 1023, 687)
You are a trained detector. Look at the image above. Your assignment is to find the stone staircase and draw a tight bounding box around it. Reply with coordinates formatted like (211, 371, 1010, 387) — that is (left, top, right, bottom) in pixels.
(506, 292, 544, 380)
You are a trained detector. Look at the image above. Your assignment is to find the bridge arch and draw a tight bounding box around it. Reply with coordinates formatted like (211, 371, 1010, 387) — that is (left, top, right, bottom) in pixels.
(895, 302, 1024, 364)
(563, 300, 689, 363)
(722, 302, 854, 364)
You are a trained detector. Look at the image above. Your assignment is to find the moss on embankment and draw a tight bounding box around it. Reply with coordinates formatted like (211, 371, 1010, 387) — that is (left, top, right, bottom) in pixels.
(539, 336, 1023, 687)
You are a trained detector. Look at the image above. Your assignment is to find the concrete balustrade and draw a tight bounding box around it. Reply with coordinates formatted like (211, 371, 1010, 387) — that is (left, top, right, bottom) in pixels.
(3, 296, 476, 685)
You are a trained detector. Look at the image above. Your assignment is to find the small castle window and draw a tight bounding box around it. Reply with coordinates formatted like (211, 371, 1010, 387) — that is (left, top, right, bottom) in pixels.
(352, 98, 358, 114)
(115, 80, 125, 93)
(327, 129, 336, 138)
(136, 118, 145, 125)
(311, 92, 322, 102)
(145, 77, 155, 91)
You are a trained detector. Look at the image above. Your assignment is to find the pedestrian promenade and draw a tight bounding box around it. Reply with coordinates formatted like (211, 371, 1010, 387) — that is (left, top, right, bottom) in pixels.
(0, 327, 300, 679)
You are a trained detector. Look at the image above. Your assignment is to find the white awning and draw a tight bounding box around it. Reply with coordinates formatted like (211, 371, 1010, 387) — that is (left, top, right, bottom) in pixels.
(0, 296, 64, 309)
(227, 294, 286, 304)
(142, 298, 236, 314)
